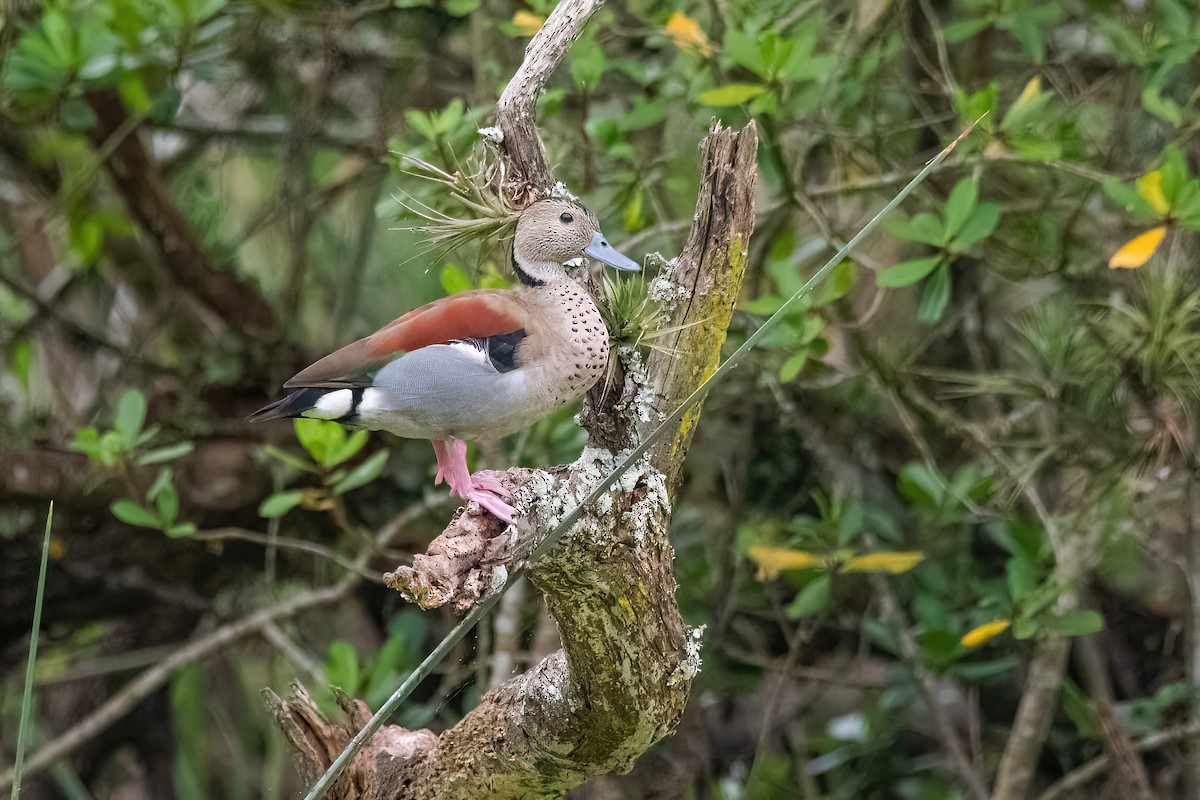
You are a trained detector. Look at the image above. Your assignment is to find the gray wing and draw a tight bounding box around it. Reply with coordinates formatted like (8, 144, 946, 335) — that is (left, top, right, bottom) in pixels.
(357, 342, 530, 439)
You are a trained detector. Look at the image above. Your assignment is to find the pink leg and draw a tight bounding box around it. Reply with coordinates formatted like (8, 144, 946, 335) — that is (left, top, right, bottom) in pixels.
(430, 439, 518, 522)
(431, 440, 449, 486)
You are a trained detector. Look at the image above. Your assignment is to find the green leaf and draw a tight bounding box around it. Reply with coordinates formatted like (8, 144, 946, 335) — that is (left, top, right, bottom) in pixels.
(1006, 556, 1038, 599)
(1044, 609, 1104, 637)
(811, 262, 857, 308)
(164, 523, 196, 538)
(258, 490, 305, 519)
(294, 418, 344, 466)
(111, 500, 161, 529)
(722, 29, 765, 76)
(324, 641, 361, 693)
(405, 110, 437, 141)
(1102, 176, 1155, 219)
(114, 390, 148, 447)
(1141, 85, 1183, 127)
(1012, 616, 1039, 640)
(155, 482, 179, 526)
(779, 352, 808, 382)
(1159, 145, 1189, 204)
(954, 82, 998, 129)
(60, 97, 98, 130)
(445, 0, 479, 15)
(1000, 76, 1053, 132)
(943, 17, 993, 43)
(876, 257, 942, 288)
(569, 35, 607, 90)
(884, 212, 945, 246)
(898, 462, 944, 508)
(70, 427, 103, 458)
(9, 338, 33, 390)
(146, 468, 174, 503)
(617, 97, 668, 132)
(943, 179, 979, 240)
(327, 429, 369, 467)
(917, 264, 952, 324)
(262, 444, 320, 473)
(440, 265, 472, 295)
(740, 296, 784, 315)
(786, 574, 831, 618)
(949, 202, 1001, 252)
(136, 442, 195, 466)
(697, 83, 767, 107)
(1174, 183, 1200, 228)
(332, 450, 389, 495)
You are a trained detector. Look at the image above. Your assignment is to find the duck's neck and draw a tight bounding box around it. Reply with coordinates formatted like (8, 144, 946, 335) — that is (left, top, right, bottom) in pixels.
(513, 260, 546, 287)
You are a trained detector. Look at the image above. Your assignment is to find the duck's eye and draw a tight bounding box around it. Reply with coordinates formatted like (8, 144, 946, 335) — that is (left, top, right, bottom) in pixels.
(559, 212, 574, 224)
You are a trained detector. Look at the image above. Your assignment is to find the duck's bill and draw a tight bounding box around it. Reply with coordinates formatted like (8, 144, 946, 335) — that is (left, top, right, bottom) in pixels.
(584, 231, 641, 271)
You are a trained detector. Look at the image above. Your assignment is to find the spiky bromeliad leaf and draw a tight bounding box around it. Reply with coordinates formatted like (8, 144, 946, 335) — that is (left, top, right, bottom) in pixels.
(594, 271, 701, 400)
(392, 152, 520, 267)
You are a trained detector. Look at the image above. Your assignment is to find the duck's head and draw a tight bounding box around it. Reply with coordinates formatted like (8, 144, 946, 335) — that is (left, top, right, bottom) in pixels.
(512, 198, 641, 286)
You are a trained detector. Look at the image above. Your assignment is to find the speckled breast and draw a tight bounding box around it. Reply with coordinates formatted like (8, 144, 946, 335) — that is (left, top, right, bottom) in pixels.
(519, 280, 610, 407)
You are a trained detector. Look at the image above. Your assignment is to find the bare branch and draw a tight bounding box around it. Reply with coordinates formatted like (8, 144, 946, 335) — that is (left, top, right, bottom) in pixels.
(0, 576, 355, 793)
(495, 0, 606, 199)
(85, 90, 279, 338)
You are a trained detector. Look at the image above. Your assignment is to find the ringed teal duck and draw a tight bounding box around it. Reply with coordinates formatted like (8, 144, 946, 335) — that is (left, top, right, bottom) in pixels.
(250, 198, 640, 522)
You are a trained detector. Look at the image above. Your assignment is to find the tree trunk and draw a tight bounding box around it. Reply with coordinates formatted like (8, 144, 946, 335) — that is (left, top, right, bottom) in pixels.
(265, 0, 759, 795)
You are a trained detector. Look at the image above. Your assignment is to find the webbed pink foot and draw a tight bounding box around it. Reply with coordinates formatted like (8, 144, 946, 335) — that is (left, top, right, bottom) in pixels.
(431, 440, 518, 523)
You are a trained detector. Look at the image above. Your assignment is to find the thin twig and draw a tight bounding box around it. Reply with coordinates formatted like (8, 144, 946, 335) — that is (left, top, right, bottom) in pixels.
(194, 528, 382, 582)
(1036, 720, 1200, 800)
(0, 575, 355, 792)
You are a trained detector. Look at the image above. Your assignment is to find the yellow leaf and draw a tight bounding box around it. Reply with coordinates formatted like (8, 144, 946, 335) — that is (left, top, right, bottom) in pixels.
(666, 11, 712, 57)
(841, 551, 925, 574)
(747, 546, 825, 580)
(1015, 76, 1042, 107)
(1108, 226, 1167, 269)
(961, 620, 1011, 647)
(511, 10, 545, 37)
(1136, 170, 1170, 216)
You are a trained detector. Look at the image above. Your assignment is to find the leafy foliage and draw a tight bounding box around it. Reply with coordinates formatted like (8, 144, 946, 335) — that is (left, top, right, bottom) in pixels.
(3, 0, 1200, 797)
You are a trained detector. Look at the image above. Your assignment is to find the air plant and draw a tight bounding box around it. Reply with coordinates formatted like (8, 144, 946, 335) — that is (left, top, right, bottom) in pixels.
(391, 151, 519, 269)
(594, 270, 700, 400)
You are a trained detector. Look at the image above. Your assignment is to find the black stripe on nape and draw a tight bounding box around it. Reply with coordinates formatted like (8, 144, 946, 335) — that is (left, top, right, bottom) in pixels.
(513, 262, 544, 287)
(512, 239, 545, 286)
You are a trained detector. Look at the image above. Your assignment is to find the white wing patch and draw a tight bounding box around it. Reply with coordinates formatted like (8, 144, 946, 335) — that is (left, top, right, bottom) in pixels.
(303, 389, 354, 420)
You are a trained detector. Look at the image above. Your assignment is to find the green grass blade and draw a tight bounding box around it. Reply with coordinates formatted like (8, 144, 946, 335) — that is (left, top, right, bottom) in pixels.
(11, 502, 54, 800)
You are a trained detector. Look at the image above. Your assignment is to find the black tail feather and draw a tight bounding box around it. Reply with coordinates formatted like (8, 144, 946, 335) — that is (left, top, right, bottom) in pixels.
(247, 388, 325, 423)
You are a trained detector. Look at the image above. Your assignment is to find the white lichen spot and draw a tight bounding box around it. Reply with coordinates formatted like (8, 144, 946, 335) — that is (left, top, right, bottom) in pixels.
(648, 273, 689, 313)
(670, 624, 706, 685)
(644, 252, 673, 271)
(634, 384, 657, 423)
(490, 564, 508, 593)
(545, 182, 580, 203)
(477, 126, 503, 143)
(540, 680, 563, 703)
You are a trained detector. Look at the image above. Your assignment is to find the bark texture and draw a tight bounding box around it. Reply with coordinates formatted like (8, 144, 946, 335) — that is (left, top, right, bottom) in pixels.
(494, 0, 606, 200)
